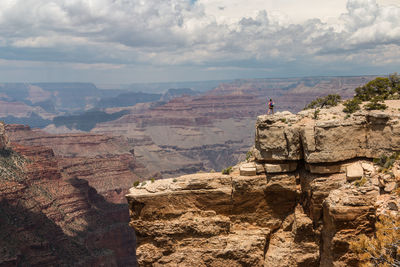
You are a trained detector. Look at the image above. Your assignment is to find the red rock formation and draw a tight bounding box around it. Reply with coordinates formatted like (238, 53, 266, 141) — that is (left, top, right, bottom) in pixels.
(0, 124, 137, 266)
(6, 124, 151, 204)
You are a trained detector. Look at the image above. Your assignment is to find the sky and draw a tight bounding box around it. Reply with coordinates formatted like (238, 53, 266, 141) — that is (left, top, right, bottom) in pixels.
(0, 0, 399, 83)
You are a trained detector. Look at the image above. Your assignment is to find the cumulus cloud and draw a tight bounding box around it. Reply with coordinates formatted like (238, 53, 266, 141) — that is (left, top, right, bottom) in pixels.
(0, 0, 399, 81)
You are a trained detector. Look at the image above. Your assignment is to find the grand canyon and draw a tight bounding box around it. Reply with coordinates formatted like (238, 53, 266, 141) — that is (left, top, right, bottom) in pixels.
(1, 75, 400, 266)
(2, 0, 400, 265)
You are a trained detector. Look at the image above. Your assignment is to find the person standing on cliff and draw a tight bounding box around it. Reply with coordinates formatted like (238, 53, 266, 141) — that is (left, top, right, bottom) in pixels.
(267, 98, 274, 114)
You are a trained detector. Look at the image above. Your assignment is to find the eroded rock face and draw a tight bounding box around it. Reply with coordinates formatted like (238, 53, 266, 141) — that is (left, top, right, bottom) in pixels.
(255, 107, 400, 169)
(127, 104, 400, 266)
(127, 173, 298, 266)
(6, 124, 150, 203)
(321, 185, 378, 266)
(0, 128, 137, 266)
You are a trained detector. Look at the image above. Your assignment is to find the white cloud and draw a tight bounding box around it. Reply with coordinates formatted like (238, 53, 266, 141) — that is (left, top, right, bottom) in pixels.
(0, 0, 399, 82)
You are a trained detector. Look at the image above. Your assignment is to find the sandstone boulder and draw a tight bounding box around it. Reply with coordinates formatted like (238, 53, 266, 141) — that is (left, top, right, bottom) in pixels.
(263, 162, 297, 173)
(239, 162, 257, 176)
(254, 109, 400, 164)
(346, 162, 364, 181)
(307, 163, 342, 174)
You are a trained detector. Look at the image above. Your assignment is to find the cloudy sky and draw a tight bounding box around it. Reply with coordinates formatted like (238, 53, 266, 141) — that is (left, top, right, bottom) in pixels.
(0, 0, 399, 83)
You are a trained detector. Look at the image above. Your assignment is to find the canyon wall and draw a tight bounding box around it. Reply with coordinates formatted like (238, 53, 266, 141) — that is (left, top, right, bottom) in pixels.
(127, 101, 400, 266)
(6, 124, 151, 203)
(1, 123, 142, 266)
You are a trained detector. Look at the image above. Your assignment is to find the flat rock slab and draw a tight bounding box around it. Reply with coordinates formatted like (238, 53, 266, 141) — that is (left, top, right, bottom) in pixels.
(346, 162, 364, 181)
(259, 162, 297, 173)
(240, 163, 257, 176)
(307, 163, 342, 174)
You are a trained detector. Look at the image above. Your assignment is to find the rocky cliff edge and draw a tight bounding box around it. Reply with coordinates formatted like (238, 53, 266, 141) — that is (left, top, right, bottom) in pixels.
(126, 102, 400, 266)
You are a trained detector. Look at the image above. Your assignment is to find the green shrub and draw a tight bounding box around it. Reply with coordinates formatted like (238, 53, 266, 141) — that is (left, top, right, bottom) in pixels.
(364, 98, 387, 111)
(245, 151, 252, 161)
(133, 181, 140, 187)
(355, 74, 400, 101)
(373, 152, 400, 172)
(355, 77, 390, 101)
(151, 178, 155, 183)
(280, 118, 287, 123)
(354, 177, 367, 187)
(222, 166, 232, 175)
(304, 94, 341, 110)
(141, 181, 147, 186)
(173, 178, 177, 182)
(343, 98, 362, 114)
(313, 109, 320, 120)
(351, 214, 400, 266)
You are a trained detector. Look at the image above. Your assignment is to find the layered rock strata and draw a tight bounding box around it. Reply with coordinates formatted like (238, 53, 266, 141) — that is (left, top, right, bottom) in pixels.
(0, 122, 137, 266)
(6, 124, 150, 203)
(252, 104, 400, 174)
(127, 103, 400, 266)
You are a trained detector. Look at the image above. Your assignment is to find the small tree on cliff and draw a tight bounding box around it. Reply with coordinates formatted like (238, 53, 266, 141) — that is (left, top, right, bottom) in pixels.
(350, 214, 400, 267)
(304, 94, 341, 110)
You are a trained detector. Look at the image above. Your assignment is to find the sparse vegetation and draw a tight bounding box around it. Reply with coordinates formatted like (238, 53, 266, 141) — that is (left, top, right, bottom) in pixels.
(354, 177, 368, 187)
(355, 74, 400, 101)
(246, 150, 252, 161)
(173, 178, 177, 183)
(343, 98, 362, 114)
(133, 181, 140, 187)
(280, 118, 287, 123)
(351, 214, 400, 267)
(364, 98, 388, 111)
(304, 94, 341, 110)
(373, 152, 400, 172)
(342, 73, 400, 114)
(0, 148, 28, 182)
(141, 181, 147, 186)
(222, 166, 232, 175)
(151, 178, 155, 183)
(313, 109, 320, 120)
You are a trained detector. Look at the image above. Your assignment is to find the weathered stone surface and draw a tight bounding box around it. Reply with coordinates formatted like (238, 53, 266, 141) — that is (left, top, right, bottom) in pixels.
(265, 205, 319, 267)
(127, 102, 400, 266)
(346, 162, 364, 181)
(255, 108, 400, 164)
(307, 163, 342, 174)
(264, 162, 298, 173)
(361, 162, 374, 173)
(239, 162, 257, 176)
(127, 173, 298, 266)
(321, 185, 379, 267)
(254, 120, 303, 161)
(384, 181, 397, 193)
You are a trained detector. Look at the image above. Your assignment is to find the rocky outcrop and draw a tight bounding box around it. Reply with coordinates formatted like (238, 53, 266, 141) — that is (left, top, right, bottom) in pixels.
(127, 102, 400, 266)
(253, 104, 400, 173)
(127, 172, 298, 266)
